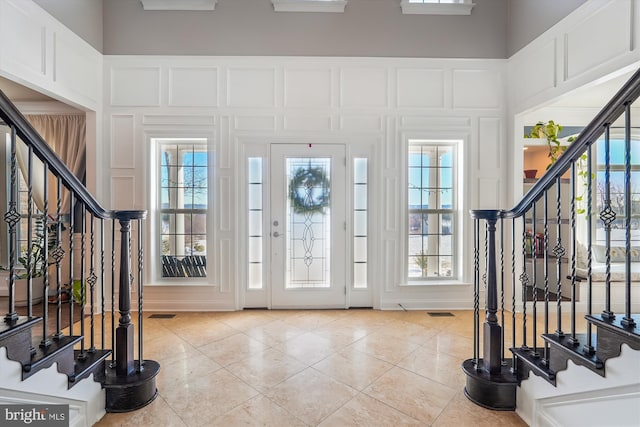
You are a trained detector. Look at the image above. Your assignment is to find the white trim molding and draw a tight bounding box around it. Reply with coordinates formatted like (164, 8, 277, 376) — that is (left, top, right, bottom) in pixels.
(272, 0, 347, 13)
(400, 0, 475, 16)
(140, 0, 218, 11)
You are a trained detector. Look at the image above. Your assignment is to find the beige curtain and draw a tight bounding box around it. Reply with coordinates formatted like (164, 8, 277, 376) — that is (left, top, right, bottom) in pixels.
(16, 114, 86, 214)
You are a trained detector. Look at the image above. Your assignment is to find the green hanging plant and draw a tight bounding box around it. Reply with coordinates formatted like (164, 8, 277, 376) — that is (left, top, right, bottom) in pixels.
(289, 167, 330, 215)
(525, 121, 593, 216)
(525, 120, 576, 169)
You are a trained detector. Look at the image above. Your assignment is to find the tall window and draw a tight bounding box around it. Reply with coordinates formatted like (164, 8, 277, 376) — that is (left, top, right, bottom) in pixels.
(159, 141, 208, 278)
(595, 137, 640, 245)
(247, 157, 264, 289)
(407, 142, 457, 281)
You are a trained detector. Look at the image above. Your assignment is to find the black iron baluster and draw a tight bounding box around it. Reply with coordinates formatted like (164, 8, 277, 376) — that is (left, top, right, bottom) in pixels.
(473, 217, 480, 367)
(4, 126, 19, 324)
(111, 219, 116, 364)
(40, 163, 51, 348)
(601, 125, 615, 319)
(531, 203, 538, 357)
(137, 219, 144, 372)
(500, 218, 505, 362)
(101, 219, 106, 350)
(622, 103, 636, 328)
(88, 215, 97, 352)
(555, 176, 565, 337)
(569, 163, 579, 345)
(584, 145, 594, 353)
(520, 214, 529, 350)
(511, 219, 517, 373)
(26, 145, 34, 319)
(542, 190, 550, 365)
(53, 178, 64, 339)
(68, 193, 75, 336)
(79, 206, 86, 358)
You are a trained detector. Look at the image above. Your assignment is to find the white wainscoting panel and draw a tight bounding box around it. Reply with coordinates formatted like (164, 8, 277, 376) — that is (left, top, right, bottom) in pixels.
(384, 240, 397, 292)
(509, 39, 557, 105)
(141, 114, 215, 126)
(396, 68, 445, 108)
(477, 177, 500, 209)
(53, 32, 101, 105)
(110, 67, 161, 106)
(110, 176, 135, 210)
(565, 0, 632, 80)
(110, 115, 135, 169)
(400, 116, 471, 129)
(219, 239, 231, 292)
(234, 115, 276, 131)
(284, 68, 332, 108)
(452, 69, 501, 109)
(0, 0, 45, 80)
(218, 175, 232, 232)
(385, 176, 398, 232)
(283, 114, 331, 131)
(478, 117, 501, 170)
(339, 115, 383, 131)
(227, 68, 276, 107)
(169, 67, 218, 107)
(340, 68, 388, 108)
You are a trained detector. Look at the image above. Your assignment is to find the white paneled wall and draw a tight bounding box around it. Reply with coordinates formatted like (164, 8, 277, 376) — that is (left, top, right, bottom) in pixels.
(0, 0, 102, 110)
(508, 0, 640, 115)
(103, 56, 507, 311)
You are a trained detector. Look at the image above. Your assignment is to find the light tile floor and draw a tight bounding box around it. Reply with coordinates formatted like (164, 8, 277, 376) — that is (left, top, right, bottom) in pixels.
(95, 309, 527, 426)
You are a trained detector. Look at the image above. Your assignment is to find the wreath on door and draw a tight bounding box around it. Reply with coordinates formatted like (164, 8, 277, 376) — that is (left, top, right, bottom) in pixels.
(289, 167, 330, 214)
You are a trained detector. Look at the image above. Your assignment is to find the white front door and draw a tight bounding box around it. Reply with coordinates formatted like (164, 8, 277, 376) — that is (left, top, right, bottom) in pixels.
(270, 144, 347, 308)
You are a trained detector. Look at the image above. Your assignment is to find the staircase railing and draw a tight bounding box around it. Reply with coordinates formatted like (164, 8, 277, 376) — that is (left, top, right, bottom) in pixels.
(464, 68, 640, 410)
(0, 89, 159, 412)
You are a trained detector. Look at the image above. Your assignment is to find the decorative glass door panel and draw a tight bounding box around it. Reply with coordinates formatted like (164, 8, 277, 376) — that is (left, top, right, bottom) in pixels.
(271, 144, 346, 308)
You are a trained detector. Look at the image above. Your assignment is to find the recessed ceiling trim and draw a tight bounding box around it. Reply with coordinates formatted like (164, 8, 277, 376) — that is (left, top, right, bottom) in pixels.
(400, 0, 474, 16)
(272, 0, 348, 13)
(140, 0, 218, 11)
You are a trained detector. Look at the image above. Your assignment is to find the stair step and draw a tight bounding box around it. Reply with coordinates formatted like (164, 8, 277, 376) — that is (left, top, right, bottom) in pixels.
(0, 316, 42, 365)
(511, 346, 556, 385)
(585, 313, 640, 367)
(542, 333, 604, 376)
(70, 349, 112, 387)
(23, 335, 82, 380)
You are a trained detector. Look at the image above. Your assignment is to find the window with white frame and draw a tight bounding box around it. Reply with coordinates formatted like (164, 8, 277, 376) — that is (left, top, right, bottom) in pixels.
(595, 135, 640, 245)
(407, 142, 458, 281)
(158, 140, 209, 278)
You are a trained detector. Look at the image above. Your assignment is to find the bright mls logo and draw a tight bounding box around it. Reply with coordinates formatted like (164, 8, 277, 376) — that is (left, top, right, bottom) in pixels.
(1, 405, 68, 426)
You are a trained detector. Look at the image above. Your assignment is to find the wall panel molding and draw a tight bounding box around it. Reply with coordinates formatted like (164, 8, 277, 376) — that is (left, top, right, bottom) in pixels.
(110, 115, 136, 169)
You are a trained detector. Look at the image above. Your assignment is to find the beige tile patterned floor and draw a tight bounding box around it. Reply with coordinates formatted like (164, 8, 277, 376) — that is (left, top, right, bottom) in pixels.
(95, 309, 527, 426)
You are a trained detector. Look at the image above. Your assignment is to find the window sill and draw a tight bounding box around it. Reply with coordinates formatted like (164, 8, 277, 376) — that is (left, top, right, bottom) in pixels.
(403, 280, 470, 286)
(148, 279, 213, 287)
(140, 0, 218, 11)
(400, 1, 474, 16)
(272, 0, 347, 13)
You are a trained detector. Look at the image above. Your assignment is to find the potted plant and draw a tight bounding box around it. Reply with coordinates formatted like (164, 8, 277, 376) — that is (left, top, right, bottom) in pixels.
(6, 215, 65, 306)
(525, 120, 576, 170)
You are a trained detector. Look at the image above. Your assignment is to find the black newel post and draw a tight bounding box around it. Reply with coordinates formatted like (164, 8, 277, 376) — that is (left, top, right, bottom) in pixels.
(116, 218, 134, 376)
(463, 209, 516, 411)
(483, 215, 502, 374)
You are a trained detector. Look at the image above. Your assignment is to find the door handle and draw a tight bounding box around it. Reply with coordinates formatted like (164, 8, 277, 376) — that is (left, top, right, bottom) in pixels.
(273, 231, 281, 238)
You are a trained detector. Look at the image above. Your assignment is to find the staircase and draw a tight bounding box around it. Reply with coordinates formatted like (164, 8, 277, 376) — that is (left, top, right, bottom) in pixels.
(0, 90, 159, 425)
(463, 69, 640, 426)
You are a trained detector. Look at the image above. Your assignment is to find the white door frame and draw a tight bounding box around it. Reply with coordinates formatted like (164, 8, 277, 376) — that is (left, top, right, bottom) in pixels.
(239, 137, 377, 310)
